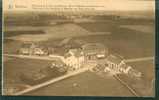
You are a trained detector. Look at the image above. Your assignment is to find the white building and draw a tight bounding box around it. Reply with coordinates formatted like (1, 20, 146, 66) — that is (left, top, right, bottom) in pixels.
(64, 49, 85, 70)
(104, 55, 129, 75)
(104, 54, 142, 78)
(19, 43, 46, 56)
(33, 48, 45, 55)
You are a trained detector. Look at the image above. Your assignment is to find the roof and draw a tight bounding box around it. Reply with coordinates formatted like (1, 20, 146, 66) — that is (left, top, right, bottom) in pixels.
(58, 38, 72, 46)
(69, 49, 83, 57)
(82, 43, 106, 50)
(22, 43, 32, 48)
(21, 42, 40, 48)
(82, 43, 107, 55)
(106, 55, 124, 65)
(120, 63, 128, 70)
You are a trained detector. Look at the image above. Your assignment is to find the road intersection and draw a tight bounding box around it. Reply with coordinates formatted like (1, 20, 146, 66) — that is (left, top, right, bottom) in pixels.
(3, 54, 154, 96)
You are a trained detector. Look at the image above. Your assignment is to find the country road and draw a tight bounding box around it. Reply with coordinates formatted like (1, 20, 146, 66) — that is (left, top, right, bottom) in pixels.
(3, 54, 153, 96)
(12, 65, 95, 95)
(3, 54, 154, 63)
(113, 75, 139, 97)
(3, 54, 63, 61)
(124, 57, 154, 63)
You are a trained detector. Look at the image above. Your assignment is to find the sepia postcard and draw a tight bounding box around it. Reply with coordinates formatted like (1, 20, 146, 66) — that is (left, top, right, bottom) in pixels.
(2, 0, 155, 97)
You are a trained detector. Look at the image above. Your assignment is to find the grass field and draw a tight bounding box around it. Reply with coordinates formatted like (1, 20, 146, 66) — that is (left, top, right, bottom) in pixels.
(3, 17, 155, 96)
(24, 71, 134, 96)
(120, 25, 155, 34)
(118, 60, 155, 97)
(73, 25, 154, 59)
(4, 30, 45, 37)
(3, 57, 52, 94)
(4, 23, 108, 42)
(4, 21, 155, 58)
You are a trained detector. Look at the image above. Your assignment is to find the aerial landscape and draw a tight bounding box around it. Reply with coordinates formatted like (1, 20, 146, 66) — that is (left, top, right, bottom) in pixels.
(2, 0, 155, 97)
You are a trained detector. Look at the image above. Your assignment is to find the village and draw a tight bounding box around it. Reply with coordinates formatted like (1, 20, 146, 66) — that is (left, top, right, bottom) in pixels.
(17, 40, 142, 85)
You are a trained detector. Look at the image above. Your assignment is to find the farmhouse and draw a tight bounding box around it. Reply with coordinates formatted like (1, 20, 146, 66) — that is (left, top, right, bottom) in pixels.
(64, 49, 85, 71)
(104, 54, 142, 78)
(104, 54, 127, 74)
(51, 60, 68, 73)
(19, 42, 46, 56)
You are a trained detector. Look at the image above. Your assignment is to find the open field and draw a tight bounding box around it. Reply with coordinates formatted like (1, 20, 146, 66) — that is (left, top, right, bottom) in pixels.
(3, 39, 22, 54)
(3, 16, 155, 96)
(120, 25, 155, 34)
(3, 57, 52, 94)
(4, 24, 110, 42)
(73, 27, 154, 58)
(118, 60, 155, 97)
(3, 55, 155, 96)
(127, 60, 155, 83)
(3, 20, 155, 58)
(24, 71, 134, 96)
(4, 30, 45, 37)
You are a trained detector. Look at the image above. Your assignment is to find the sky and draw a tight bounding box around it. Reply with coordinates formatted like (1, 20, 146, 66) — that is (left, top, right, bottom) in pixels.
(3, 0, 155, 12)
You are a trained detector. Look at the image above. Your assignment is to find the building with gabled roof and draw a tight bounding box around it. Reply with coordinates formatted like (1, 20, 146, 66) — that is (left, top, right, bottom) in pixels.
(106, 54, 124, 65)
(104, 54, 142, 78)
(82, 43, 108, 60)
(19, 42, 46, 56)
(64, 49, 85, 71)
(104, 54, 126, 74)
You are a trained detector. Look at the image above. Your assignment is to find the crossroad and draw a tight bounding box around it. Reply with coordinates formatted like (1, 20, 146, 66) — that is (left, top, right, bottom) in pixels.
(3, 54, 154, 96)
